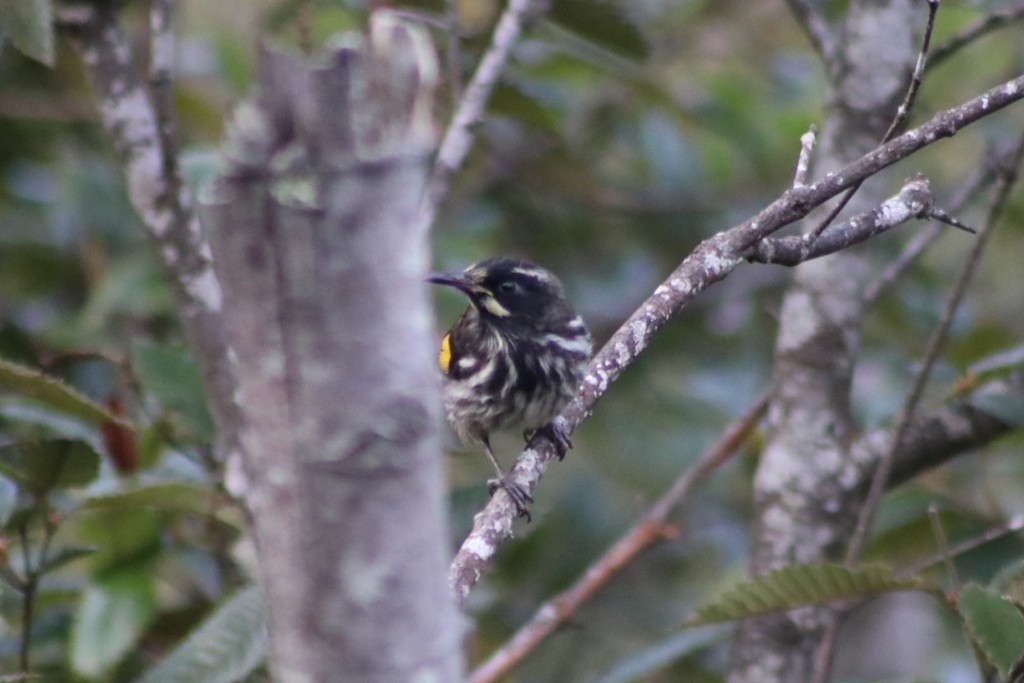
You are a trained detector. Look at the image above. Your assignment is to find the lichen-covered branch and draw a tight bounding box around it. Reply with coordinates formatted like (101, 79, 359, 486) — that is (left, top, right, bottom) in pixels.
(66, 6, 243, 467)
(449, 71, 1024, 602)
(746, 177, 934, 266)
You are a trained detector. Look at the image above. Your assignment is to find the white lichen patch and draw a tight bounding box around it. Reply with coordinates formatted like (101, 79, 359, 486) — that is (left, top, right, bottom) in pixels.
(185, 266, 224, 311)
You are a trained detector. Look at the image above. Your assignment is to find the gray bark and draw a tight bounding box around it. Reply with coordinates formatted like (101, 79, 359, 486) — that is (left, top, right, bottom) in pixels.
(730, 2, 921, 680)
(200, 17, 463, 683)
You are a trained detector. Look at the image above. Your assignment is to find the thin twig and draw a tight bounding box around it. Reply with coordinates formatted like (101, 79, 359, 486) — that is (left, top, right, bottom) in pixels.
(783, 0, 836, 67)
(811, 129, 1024, 683)
(883, 0, 941, 142)
(417, 0, 545, 237)
(925, 208, 975, 234)
(467, 392, 771, 683)
(901, 514, 1024, 578)
(930, 1, 1024, 68)
(450, 72, 1024, 602)
(805, 0, 940, 243)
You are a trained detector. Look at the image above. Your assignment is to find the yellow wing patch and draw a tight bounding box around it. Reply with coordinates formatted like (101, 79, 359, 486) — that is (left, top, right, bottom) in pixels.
(438, 333, 452, 374)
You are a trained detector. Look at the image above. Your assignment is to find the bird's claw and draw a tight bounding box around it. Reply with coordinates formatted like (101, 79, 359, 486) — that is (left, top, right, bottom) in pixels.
(487, 475, 533, 521)
(525, 422, 574, 460)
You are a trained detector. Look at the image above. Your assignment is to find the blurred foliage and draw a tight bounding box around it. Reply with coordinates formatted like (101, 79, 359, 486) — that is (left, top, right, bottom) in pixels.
(0, 0, 1022, 681)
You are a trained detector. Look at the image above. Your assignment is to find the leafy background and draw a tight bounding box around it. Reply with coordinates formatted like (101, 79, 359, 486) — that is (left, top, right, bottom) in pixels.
(0, 0, 1023, 681)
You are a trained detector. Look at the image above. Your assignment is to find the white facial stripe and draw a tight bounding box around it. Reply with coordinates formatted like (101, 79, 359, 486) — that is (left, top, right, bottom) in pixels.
(511, 266, 553, 284)
(482, 295, 511, 317)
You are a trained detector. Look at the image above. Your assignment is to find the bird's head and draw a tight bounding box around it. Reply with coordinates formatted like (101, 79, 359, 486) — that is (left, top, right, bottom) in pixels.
(428, 257, 573, 327)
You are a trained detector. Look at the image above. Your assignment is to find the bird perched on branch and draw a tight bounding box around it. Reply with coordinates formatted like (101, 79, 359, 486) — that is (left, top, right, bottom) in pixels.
(429, 257, 592, 519)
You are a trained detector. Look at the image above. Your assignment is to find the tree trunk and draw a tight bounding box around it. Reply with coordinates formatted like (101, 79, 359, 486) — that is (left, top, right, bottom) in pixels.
(200, 16, 463, 683)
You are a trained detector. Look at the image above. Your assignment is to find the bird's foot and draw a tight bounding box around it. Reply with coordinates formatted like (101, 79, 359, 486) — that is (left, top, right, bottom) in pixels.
(525, 422, 573, 460)
(487, 475, 533, 521)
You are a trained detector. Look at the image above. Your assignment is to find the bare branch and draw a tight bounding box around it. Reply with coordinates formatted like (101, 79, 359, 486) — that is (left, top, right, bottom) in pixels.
(417, 0, 547, 237)
(792, 124, 817, 188)
(467, 392, 770, 683)
(930, 1, 1024, 68)
(746, 176, 934, 266)
(450, 72, 1024, 601)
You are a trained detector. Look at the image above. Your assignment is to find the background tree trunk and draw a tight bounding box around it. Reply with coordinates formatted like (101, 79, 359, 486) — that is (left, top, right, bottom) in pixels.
(200, 17, 463, 683)
(730, 1, 920, 680)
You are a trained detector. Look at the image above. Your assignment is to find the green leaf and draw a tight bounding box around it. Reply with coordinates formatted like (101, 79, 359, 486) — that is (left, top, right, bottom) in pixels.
(83, 482, 212, 513)
(0, 439, 101, 496)
(134, 585, 267, 683)
(685, 563, 932, 627)
(0, 358, 131, 428)
(0, 0, 54, 66)
(133, 344, 215, 441)
(76, 506, 165, 575)
(548, 0, 649, 60)
(71, 569, 158, 678)
(958, 583, 1024, 678)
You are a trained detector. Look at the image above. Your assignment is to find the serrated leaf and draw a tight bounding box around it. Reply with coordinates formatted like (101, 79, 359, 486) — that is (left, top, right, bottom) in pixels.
(0, 358, 131, 428)
(959, 583, 1024, 678)
(0, 439, 101, 496)
(71, 569, 158, 678)
(685, 563, 932, 627)
(134, 585, 267, 683)
(0, 0, 55, 66)
(548, 0, 648, 60)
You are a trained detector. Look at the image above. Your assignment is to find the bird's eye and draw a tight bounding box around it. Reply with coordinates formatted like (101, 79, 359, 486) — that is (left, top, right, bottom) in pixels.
(498, 281, 519, 295)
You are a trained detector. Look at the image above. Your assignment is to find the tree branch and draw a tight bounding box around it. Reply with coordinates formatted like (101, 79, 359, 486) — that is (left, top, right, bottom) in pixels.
(745, 176, 935, 266)
(449, 71, 1024, 602)
(66, 7, 244, 469)
(467, 392, 770, 683)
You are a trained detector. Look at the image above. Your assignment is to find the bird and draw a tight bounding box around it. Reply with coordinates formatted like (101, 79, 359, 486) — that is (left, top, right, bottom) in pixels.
(429, 257, 593, 519)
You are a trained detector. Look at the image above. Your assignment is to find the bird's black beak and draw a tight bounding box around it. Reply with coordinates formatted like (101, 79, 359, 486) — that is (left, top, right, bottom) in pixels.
(427, 271, 481, 296)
